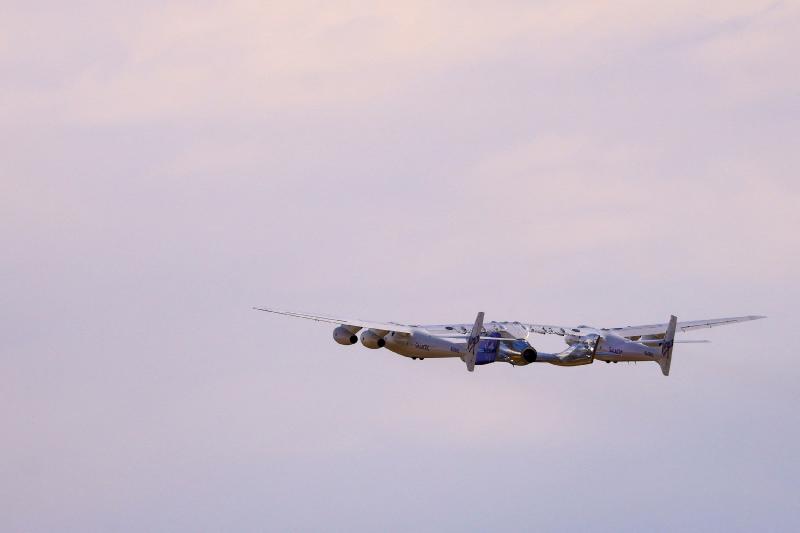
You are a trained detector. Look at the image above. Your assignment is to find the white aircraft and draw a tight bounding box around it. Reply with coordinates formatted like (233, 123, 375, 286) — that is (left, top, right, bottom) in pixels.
(254, 308, 765, 376)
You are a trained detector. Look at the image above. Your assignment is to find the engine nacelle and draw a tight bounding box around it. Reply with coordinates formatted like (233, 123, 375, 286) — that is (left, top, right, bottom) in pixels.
(498, 340, 538, 366)
(360, 329, 386, 349)
(333, 325, 360, 346)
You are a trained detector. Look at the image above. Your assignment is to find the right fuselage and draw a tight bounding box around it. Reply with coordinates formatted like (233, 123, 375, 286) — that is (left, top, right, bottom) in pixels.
(565, 328, 659, 363)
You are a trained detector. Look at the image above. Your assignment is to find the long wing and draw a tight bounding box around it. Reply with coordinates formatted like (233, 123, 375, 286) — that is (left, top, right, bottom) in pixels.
(256, 309, 764, 340)
(253, 307, 414, 333)
(607, 315, 765, 339)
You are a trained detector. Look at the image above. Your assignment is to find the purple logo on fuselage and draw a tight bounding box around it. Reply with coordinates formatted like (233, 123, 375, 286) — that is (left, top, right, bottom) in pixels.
(661, 340, 673, 357)
(466, 335, 480, 353)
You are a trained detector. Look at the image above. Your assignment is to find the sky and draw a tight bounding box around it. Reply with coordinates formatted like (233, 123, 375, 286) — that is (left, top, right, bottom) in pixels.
(1, 1, 799, 531)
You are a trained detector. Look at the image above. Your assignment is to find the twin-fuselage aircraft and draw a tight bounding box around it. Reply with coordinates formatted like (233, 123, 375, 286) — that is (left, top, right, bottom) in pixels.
(255, 308, 764, 376)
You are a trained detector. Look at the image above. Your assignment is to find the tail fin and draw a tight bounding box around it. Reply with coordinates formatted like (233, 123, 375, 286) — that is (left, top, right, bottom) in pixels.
(464, 312, 484, 372)
(657, 315, 677, 376)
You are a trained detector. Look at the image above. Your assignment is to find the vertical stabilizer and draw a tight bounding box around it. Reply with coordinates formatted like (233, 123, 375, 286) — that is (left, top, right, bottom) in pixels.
(464, 312, 485, 372)
(657, 315, 677, 376)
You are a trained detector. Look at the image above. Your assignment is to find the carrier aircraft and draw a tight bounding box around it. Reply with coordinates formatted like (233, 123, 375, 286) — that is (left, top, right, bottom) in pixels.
(254, 308, 765, 376)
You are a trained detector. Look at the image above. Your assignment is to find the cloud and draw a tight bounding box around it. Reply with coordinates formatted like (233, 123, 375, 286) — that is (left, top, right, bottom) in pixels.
(691, 1, 800, 104)
(459, 133, 800, 282)
(1, 2, 798, 530)
(2, 0, 793, 125)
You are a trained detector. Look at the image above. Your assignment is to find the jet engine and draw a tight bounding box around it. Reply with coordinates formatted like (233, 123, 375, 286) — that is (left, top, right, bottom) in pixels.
(333, 325, 360, 345)
(360, 329, 387, 349)
(498, 340, 538, 366)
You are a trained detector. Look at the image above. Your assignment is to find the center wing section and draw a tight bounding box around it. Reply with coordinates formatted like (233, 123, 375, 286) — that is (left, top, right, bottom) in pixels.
(424, 320, 567, 338)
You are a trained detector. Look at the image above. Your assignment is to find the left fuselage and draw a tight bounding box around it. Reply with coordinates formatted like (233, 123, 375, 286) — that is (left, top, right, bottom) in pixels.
(381, 328, 538, 366)
(383, 329, 466, 359)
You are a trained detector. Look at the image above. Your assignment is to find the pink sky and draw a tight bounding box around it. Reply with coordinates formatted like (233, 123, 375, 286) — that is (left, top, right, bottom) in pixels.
(1, 2, 798, 531)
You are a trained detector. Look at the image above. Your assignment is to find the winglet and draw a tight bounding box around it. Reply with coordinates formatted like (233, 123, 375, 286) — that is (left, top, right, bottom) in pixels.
(657, 315, 677, 376)
(464, 312, 484, 372)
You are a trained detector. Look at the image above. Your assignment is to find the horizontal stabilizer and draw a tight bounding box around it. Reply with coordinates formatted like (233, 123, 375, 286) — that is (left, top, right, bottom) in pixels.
(641, 339, 710, 346)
